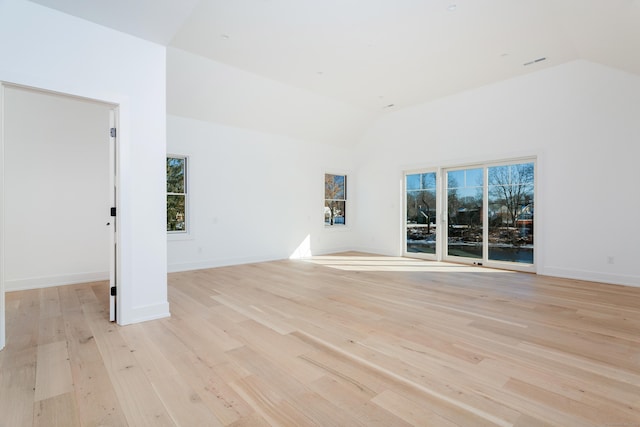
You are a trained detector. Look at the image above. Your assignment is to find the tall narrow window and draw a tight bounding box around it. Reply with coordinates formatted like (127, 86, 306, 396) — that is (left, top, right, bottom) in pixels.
(167, 156, 187, 232)
(325, 173, 346, 225)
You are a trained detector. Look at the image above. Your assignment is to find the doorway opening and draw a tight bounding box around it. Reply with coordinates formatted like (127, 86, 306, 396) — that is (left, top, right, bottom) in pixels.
(0, 83, 118, 349)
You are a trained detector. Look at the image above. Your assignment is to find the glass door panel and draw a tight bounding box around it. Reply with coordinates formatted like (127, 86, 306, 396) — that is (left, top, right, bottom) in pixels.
(406, 172, 437, 255)
(446, 168, 483, 259)
(487, 162, 534, 264)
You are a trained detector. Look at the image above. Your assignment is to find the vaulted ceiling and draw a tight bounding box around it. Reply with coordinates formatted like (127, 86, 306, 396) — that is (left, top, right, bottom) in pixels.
(28, 0, 640, 114)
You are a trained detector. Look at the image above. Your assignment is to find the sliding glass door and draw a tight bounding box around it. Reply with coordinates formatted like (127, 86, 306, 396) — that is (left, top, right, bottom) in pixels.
(405, 172, 437, 257)
(445, 167, 484, 260)
(405, 158, 535, 270)
(487, 162, 534, 264)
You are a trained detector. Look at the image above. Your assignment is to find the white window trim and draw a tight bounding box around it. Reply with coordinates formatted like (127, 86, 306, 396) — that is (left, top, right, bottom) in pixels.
(167, 154, 192, 241)
(324, 171, 351, 230)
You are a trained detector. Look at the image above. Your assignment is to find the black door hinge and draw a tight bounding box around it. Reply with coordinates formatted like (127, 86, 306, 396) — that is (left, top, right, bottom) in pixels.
(110, 286, 117, 296)
(110, 127, 117, 138)
(110, 207, 116, 217)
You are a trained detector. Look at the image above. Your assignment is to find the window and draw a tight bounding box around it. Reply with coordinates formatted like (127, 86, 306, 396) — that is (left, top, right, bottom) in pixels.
(167, 156, 187, 232)
(325, 173, 346, 225)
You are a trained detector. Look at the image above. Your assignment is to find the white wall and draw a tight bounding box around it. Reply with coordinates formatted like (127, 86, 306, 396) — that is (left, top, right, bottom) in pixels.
(353, 60, 640, 287)
(167, 115, 356, 272)
(4, 86, 111, 291)
(0, 0, 169, 325)
(166, 48, 363, 271)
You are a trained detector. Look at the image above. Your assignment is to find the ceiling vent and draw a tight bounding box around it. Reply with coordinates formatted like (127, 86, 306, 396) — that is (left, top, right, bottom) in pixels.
(524, 57, 547, 66)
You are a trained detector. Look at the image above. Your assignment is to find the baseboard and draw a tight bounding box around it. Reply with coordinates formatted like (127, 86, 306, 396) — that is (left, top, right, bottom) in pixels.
(168, 249, 400, 273)
(168, 255, 284, 273)
(312, 246, 361, 256)
(5, 271, 109, 292)
(340, 246, 399, 257)
(540, 266, 640, 288)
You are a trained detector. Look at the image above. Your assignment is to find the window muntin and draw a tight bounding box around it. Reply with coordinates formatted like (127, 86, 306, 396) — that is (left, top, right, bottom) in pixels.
(325, 174, 346, 225)
(167, 156, 187, 232)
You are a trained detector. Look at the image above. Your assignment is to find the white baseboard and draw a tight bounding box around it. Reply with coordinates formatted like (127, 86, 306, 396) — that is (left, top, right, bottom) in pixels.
(5, 271, 109, 292)
(168, 248, 401, 273)
(343, 246, 399, 257)
(168, 255, 284, 273)
(540, 266, 640, 288)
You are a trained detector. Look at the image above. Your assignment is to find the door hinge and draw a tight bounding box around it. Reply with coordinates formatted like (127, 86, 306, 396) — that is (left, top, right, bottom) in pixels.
(110, 286, 117, 296)
(110, 207, 116, 217)
(110, 127, 117, 138)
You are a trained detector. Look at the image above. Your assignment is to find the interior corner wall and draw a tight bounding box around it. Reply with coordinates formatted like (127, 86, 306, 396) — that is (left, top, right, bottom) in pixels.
(166, 47, 365, 271)
(0, 0, 169, 324)
(353, 60, 640, 287)
(167, 115, 356, 272)
(3, 86, 111, 291)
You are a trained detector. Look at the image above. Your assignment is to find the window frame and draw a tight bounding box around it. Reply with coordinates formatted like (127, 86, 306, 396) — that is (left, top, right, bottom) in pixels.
(167, 154, 189, 236)
(324, 172, 348, 227)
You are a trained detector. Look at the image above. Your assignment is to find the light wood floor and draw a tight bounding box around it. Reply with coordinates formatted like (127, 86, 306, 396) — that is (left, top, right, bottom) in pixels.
(1, 253, 640, 426)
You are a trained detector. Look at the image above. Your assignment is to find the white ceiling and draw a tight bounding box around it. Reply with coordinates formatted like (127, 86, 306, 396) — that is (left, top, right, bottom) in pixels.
(28, 0, 640, 112)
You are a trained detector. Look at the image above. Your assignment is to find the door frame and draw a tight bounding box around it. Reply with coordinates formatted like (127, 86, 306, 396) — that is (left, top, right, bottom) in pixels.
(403, 156, 537, 274)
(109, 108, 118, 322)
(403, 168, 440, 261)
(0, 82, 121, 350)
(0, 83, 6, 350)
(442, 163, 487, 265)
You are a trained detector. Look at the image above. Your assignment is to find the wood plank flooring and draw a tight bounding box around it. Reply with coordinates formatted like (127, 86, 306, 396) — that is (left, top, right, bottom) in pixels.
(1, 253, 639, 426)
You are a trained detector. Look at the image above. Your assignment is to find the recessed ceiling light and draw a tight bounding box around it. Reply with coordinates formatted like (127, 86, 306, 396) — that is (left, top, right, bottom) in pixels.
(221, 34, 230, 40)
(447, 4, 457, 11)
(383, 103, 395, 109)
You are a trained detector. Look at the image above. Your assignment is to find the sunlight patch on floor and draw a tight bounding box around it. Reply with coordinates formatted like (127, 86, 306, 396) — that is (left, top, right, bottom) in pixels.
(304, 255, 514, 273)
